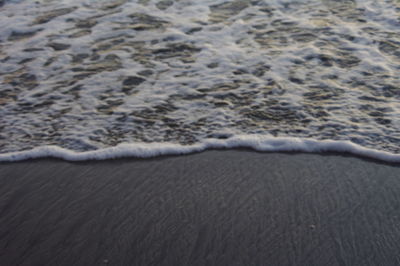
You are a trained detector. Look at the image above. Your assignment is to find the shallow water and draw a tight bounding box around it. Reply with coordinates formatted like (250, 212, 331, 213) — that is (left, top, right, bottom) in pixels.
(0, 0, 399, 156)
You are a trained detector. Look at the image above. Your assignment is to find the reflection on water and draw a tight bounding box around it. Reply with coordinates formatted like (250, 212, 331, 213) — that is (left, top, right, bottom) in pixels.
(0, 0, 399, 153)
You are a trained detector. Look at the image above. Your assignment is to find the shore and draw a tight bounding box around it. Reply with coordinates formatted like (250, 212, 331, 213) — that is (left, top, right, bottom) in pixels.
(1, 150, 400, 265)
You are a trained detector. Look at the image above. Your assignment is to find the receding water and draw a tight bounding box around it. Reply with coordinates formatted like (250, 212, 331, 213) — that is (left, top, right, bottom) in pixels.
(0, 0, 399, 155)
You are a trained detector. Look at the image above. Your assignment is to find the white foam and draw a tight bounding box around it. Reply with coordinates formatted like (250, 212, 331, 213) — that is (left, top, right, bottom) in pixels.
(1, 135, 399, 163)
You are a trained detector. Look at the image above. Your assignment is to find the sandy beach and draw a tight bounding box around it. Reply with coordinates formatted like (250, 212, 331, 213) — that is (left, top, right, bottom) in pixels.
(1, 150, 400, 265)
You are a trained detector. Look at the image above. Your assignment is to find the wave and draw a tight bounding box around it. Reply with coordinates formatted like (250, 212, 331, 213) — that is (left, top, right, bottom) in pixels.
(1, 135, 399, 163)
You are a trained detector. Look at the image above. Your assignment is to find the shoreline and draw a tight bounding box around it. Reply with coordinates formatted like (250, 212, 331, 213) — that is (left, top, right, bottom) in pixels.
(1, 150, 400, 265)
(1, 136, 400, 163)
(2, 148, 400, 167)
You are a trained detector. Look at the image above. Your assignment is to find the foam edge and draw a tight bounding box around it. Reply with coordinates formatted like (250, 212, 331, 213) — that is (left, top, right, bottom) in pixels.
(0, 135, 399, 163)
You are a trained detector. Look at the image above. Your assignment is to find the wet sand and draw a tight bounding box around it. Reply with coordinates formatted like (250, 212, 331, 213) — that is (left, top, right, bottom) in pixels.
(1, 150, 400, 266)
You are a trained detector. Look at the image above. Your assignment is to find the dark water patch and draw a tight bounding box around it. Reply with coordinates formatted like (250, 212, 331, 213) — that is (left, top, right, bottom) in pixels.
(0, 88, 18, 105)
(258, 6, 274, 16)
(209, 0, 249, 24)
(62, 85, 83, 99)
(304, 105, 330, 119)
(130, 102, 178, 122)
(0, 54, 10, 63)
(57, 137, 99, 151)
(358, 105, 393, 126)
(374, 117, 391, 125)
(122, 76, 146, 94)
(186, 27, 202, 35)
(242, 105, 304, 123)
(206, 62, 219, 69)
(48, 42, 70, 51)
(358, 95, 387, 102)
(170, 92, 206, 101)
(68, 29, 92, 38)
(334, 54, 361, 68)
(137, 69, 154, 77)
(152, 43, 201, 60)
(17, 58, 34, 64)
(99, 0, 128, 11)
(32, 100, 54, 109)
(72, 72, 95, 81)
(207, 132, 233, 139)
(261, 79, 286, 96)
(4, 71, 37, 90)
(364, 84, 400, 99)
(8, 30, 39, 41)
(122, 76, 146, 87)
(43, 56, 57, 66)
(379, 40, 400, 57)
(303, 86, 344, 101)
(162, 117, 181, 129)
(156, 0, 174, 10)
(33, 7, 77, 25)
(213, 100, 231, 107)
(304, 54, 334, 67)
(380, 84, 399, 98)
(153, 102, 179, 113)
(271, 19, 298, 28)
(289, 77, 304, 85)
(207, 82, 240, 93)
(232, 68, 248, 75)
(291, 32, 317, 43)
(323, 0, 361, 22)
(138, 0, 151, 5)
(96, 105, 115, 115)
(71, 53, 90, 64)
(128, 13, 169, 31)
(79, 54, 122, 74)
(74, 18, 98, 29)
(251, 23, 269, 30)
(93, 38, 127, 53)
(254, 30, 289, 48)
(90, 52, 101, 61)
(251, 64, 270, 77)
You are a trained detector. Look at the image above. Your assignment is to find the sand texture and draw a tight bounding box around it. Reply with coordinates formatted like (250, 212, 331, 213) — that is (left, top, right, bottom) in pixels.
(1, 151, 400, 265)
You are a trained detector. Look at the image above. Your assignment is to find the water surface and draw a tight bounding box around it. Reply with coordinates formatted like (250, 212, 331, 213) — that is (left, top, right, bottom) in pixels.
(0, 0, 399, 155)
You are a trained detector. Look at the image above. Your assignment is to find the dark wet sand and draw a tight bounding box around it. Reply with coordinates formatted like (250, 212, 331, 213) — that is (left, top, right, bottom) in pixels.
(1, 150, 400, 266)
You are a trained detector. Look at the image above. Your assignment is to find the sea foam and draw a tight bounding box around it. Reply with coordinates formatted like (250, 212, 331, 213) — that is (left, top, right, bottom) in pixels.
(0, 0, 399, 161)
(1, 135, 399, 163)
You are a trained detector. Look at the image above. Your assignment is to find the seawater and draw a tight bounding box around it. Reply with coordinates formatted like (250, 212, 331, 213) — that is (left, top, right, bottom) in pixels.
(0, 0, 399, 161)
